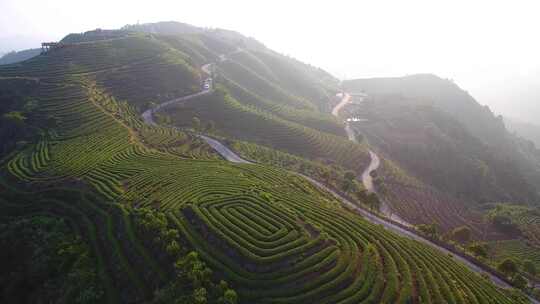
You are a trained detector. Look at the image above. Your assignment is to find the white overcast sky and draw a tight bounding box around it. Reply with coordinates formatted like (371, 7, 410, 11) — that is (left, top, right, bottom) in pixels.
(1, 0, 539, 123)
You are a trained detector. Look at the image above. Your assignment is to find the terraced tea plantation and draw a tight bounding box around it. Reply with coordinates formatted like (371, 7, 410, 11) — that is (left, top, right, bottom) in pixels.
(167, 88, 371, 173)
(0, 177, 236, 303)
(487, 204, 540, 247)
(176, 183, 526, 303)
(0, 32, 532, 303)
(488, 240, 540, 278)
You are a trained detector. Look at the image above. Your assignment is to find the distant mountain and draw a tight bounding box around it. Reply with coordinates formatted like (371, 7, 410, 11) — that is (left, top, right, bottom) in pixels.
(0, 48, 41, 65)
(505, 117, 540, 147)
(121, 21, 203, 35)
(344, 74, 540, 204)
(345, 74, 510, 147)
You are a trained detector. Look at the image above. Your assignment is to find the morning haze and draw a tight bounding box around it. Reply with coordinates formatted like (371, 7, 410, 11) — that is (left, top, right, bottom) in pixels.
(2, 0, 539, 124)
(2, 0, 540, 303)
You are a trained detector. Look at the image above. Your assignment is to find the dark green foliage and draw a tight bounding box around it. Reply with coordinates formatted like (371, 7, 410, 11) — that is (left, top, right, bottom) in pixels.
(451, 226, 472, 244)
(0, 179, 236, 304)
(491, 215, 515, 230)
(533, 288, 540, 299)
(512, 274, 528, 290)
(344, 170, 355, 180)
(416, 223, 439, 239)
(523, 260, 537, 276)
(0, 216, 104, 304)
(498, 258, 519, 277)
(486, 204, 540, 247)
(366, 192, 381, 212)
(468, 242, 488, 259)
(132, 208, 236, 304)
(489, 213, 521, 235)
(0, 79, 40, 157)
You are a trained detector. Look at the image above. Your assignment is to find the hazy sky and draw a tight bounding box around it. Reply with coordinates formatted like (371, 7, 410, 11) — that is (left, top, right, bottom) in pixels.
(1, 0, 539, 123)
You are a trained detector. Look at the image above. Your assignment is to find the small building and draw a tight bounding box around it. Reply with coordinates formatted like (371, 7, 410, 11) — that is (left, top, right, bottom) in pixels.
(41, 42, 60, 53)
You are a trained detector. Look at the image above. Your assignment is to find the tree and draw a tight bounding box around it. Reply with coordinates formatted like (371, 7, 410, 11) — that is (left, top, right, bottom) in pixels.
(165, 240, 181, 256)
(490, 214, 519, 234)
(3, 111, 27, 124)
(468, 242, 488, 259)
(366, 193, 380, 212)
(344, 171, 355, 181)
(192, 117, 201, 132)
(205, 120, 215, 133)
(417, 223, 439, 239)
(451, 226, 472, 244)
(193, 287, 207, 304)
(523, 260, 537, 276)
(224, 289, 238, 304)
(321, 169, 330, 184)
(355, 189, 368, 201)
(533, 288, 540, 299)
(498, 258, 518, 277)
(512, 274, 528, 290)
(341, 179, 354, 193)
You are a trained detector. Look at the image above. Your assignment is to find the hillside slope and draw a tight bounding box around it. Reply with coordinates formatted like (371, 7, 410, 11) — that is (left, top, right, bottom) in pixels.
(0, 25, 532, 303)
(344, 75, 540, 205)
(506, 117, 540, 147)
(0, 48, 41, 65)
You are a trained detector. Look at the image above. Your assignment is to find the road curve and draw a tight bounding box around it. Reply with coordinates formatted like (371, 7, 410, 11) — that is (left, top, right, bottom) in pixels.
(198, 135, 251, 164)
(331, 93, 351, 117)
(141, 51, 237, 126)
(201, 133, 522, 291)
(201, 63, 212, 75)
(141, 88, 212, 126)
(331, 93, 381, 194)
(362, 151, 380, 193)
(332, 93, 408, 225)
(138, 62, 537, 302)
(329, 91, 538, 298)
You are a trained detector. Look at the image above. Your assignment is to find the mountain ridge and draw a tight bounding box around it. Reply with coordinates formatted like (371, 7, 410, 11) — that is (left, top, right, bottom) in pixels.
(0, 21, 537, 303)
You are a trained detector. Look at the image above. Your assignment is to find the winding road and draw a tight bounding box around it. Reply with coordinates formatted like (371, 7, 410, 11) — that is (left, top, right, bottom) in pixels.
(361, 150, 380, 193)
(333, 93, 377, 191)
(331, 93, 351, 117)
(141, 49, 237, 126)
(141, 63, 214, 126)
(333, 93, 410, 226)
(195, 119, 521, 291)
(199, 135, 251, 164)
(330, 91, 538, 301)
(137, 60, 538, 301)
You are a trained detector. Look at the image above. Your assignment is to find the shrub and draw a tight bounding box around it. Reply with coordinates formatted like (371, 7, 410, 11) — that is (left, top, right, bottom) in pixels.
(498, 258, 518, 277)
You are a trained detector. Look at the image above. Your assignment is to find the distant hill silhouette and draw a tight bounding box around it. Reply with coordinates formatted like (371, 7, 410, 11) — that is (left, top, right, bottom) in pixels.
(345, 75, 540, 204)
(506, 117, 540, 147)
(0, 48, 40, 65)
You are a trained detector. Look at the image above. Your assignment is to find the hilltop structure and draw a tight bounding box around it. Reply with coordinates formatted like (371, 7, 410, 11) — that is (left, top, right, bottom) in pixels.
(41, 42, 60, 53)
